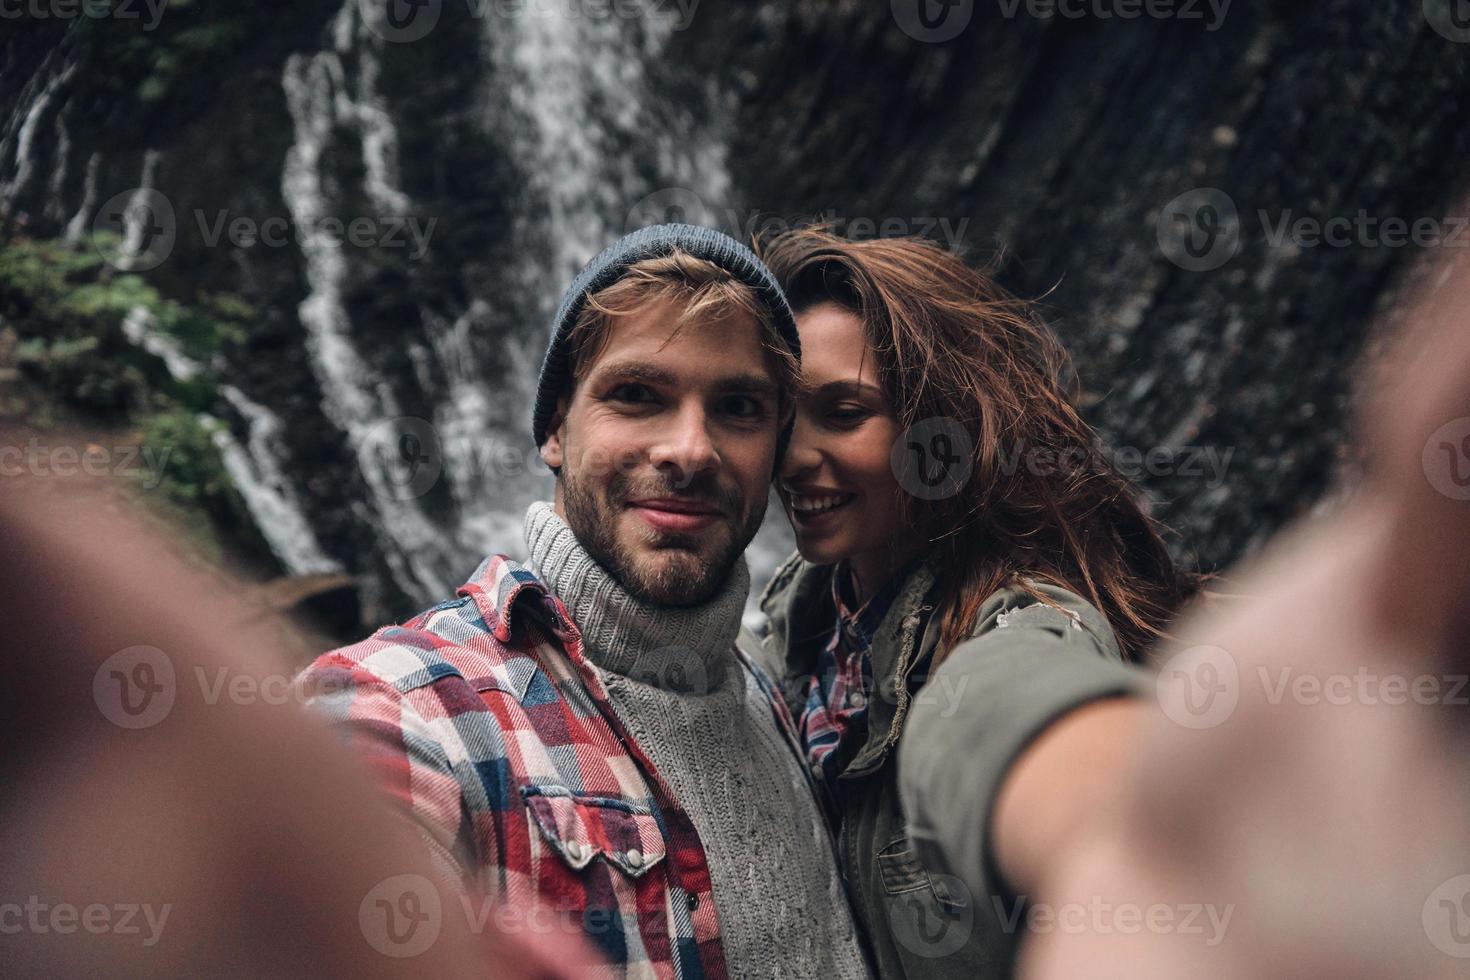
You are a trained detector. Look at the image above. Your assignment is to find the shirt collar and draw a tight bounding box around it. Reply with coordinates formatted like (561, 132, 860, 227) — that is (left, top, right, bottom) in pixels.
(830, 559, 916, 651)
(457, 553, 561, 644)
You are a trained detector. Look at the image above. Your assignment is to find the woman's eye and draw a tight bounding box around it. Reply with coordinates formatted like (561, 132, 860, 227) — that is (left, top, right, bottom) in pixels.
(827, 404, 871, 424)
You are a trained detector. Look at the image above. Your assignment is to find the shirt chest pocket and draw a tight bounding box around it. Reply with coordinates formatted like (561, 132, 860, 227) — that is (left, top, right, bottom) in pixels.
(522, 786, 667, 878)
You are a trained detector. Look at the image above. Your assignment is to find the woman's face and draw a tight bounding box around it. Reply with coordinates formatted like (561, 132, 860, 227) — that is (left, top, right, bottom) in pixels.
(778, 302, 923, 590)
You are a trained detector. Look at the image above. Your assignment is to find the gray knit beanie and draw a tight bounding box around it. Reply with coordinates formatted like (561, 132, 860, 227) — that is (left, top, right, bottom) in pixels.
(531, 224, 801, 465)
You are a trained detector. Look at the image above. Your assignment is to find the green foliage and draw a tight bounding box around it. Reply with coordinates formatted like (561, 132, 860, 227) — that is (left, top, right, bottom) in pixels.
(139, 406, 227, 508)
(0, 237, 245, 412)
(0, 234, 252, 554)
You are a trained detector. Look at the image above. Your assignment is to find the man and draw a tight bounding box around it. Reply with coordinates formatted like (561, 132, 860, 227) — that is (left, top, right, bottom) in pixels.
(302, 225, 871, 979)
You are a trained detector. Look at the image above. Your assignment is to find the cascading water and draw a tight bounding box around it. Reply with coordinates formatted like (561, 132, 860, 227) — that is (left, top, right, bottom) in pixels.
(4, 0, 791, 616)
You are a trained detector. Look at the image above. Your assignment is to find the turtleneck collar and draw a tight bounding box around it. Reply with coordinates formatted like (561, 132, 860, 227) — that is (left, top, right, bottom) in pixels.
(522, 501, 749, 693)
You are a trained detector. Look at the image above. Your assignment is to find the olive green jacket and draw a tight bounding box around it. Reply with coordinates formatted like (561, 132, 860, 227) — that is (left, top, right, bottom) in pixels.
(749, 552, 1147, 979)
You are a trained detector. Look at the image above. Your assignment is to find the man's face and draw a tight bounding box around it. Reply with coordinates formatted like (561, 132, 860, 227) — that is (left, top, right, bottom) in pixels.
(540, 297, 782, 606)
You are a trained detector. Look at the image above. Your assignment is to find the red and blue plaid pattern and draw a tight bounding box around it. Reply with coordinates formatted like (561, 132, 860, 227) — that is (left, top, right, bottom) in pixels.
(797, 568, 905, 810)
(301, 554, 773, 979)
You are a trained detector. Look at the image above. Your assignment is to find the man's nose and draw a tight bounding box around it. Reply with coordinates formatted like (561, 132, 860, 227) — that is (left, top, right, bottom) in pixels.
(649, 403, 719, 482)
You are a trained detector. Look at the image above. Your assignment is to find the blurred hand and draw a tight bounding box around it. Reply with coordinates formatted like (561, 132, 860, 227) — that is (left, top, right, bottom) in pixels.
(0, 476, 601, 979)
(1021, 244, 1470, 980)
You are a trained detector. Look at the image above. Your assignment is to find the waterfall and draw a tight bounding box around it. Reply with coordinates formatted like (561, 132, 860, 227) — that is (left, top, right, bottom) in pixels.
(119, 306, 339, 576)
(3, 1, 788, 612)
(281, 0, 465, 601)
(485, 2, 733, 294)
(0, 55, 77, 213)
(213, 386, 342, 576)
(481, 2, 793, 601)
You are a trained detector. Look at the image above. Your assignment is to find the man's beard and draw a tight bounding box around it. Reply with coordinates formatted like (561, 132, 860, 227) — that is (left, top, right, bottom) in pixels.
(561, 468, 760, 607)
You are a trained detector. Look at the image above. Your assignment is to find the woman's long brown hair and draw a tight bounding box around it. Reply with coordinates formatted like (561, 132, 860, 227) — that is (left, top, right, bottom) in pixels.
(758, 228, 1197, 665)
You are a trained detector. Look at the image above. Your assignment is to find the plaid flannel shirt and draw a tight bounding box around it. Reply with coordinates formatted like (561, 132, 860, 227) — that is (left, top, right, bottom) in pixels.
(302, 553, 799, 979)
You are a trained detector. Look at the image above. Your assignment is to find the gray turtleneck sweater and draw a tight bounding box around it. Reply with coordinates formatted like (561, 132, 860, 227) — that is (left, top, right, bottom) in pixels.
(523, 501, 872, 980)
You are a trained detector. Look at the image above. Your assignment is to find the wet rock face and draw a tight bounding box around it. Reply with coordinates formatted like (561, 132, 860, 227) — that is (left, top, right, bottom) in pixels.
(4, 1, 1469, 617)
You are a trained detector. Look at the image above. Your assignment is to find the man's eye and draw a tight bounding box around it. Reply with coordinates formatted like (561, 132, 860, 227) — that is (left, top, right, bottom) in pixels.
(607, 383, 655, 404)
(721, 395, 768, 419)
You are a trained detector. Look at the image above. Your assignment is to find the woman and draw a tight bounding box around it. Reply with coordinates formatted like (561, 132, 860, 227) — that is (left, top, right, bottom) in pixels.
(752, 228, 1196, 978)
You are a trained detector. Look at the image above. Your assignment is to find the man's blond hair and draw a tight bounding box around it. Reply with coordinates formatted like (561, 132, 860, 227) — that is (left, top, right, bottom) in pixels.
(562, 249, 802, 421)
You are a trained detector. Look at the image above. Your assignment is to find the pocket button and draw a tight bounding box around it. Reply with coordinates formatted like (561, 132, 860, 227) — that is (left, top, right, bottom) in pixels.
(625, 849, 644, 870)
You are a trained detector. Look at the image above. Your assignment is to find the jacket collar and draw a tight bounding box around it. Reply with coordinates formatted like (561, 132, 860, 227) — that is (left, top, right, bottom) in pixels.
(760, 552, 942, 778)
